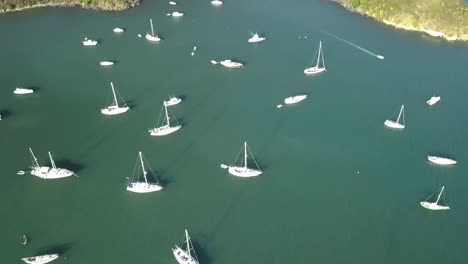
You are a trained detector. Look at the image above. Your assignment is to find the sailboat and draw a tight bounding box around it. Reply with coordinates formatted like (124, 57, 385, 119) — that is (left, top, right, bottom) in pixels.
(427, 155, 457, 165)
(22, 254, 59, 264)
(384, 105, 405, 129)
(149, 103, 182, 136)
(304, 41, 326, 75)
(127, 152, 163, 193)
(29, 148, 74, 179)
(420, 186, 450, 211)
(172, 229, 199, 264)
(221, 142, 262, 177)
(145, 19, 161, 42)
(101, 82, 130, 115)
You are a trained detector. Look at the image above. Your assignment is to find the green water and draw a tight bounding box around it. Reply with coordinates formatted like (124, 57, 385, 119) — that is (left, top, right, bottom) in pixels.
(1, 0, 468, 263)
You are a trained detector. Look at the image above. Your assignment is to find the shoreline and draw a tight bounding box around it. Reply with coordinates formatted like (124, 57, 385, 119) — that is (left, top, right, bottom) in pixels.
(329, 0, 468, 42)
(0, 1, 139, 14)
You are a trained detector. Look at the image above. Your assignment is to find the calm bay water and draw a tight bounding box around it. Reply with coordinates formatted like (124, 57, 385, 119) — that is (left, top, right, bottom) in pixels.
(1, 0, 468, 263)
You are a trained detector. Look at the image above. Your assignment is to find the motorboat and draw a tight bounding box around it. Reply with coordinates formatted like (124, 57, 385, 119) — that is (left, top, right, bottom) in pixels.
(100, 61, 114, 66)
(82, 38, 97, 46)
(211, 0, 223, 5)
(113, 27, 124, 33)
(248, 33, 266, 43)
(14, 88, 34, 94)
(427, 155, 457, 165)
(164, 96, 182, 106)
(426, 95, 441, 106)
(172, 11, 184, 17)
(284, 94, 307, 104)
(220, 59, 243, 68)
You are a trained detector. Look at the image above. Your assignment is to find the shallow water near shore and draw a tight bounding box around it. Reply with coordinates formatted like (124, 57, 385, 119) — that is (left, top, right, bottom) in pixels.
(1, 0, 468, 263)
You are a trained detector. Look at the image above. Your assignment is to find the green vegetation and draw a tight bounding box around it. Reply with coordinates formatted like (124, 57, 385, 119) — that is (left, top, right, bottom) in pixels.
(332, 0, 468, 41)
(0, 0, 139, 12)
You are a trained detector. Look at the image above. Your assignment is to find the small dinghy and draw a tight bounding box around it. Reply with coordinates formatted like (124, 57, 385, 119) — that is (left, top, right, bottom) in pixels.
(427, 155, 457, 165)
(169, 1, 177, 5)
(17, 170, 26, 175)
(276, 104, 283, 109)
(20, 235, 28, 245)
(113, 27, 124, 33)
(82, 38, 98, 46)
(100, 61, 114, 66)
(14, 88, 34, 95)
(284, 95, 307, 104)
(210, 60, 219, 64)
(426, 95, 441, 106)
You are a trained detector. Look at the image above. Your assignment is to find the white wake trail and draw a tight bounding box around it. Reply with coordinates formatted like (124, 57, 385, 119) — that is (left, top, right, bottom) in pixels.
(323, 31, 384, 60)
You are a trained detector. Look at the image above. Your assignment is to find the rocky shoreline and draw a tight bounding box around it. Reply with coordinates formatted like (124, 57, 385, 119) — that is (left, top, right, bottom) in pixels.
(0, 0, 139, 14)
(330, 0, 468, 42)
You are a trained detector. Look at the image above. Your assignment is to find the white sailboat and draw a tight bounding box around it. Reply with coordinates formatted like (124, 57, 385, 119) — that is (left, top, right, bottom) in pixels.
(426, 95, 441, 106)
(82, 38, 98, 46)
(14, 88, 34, 94)
(172, 229, 199, 264)
(101, 82, 130, 115)
(221, 142, 262, 177)
(22, 254, 59, 264)
(29, 148, 74, 179)
(284, 94, 307, 104)
(384, 105, 405, 129)
(149, 103, 181, 136)
(127, 152, 163, 193)
(164, 95, 182, 106)
(304, 41, 326, 75)
(420, 186, 450, 211)
(145, 19, 161, 42)
(427, 155, 457, 165)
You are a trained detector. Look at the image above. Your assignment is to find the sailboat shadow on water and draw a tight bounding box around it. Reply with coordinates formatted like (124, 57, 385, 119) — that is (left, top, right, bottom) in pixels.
(36, 241, 75, 256)
(53, 159, 85, 174)
(191, 240, 214, 264)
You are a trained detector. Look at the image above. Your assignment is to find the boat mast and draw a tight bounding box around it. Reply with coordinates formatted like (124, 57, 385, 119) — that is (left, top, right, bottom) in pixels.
(321, 41, 326, 69)
(29, 148, 40, 168)
(150, 19, 155, 36)
(244, 142, 248, 169)
(185, 229, 191, 257)
(396, 105, 404, 124)
(316, 41, 322, 68)
(48, 152, 57, 169)
(435, 186, 445, 204)
(164, 104, 170, 126)
(110, 82, 118, 107)
(139, 152, 148, 184)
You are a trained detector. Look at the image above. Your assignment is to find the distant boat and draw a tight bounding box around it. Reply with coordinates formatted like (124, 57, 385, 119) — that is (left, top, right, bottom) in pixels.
(420, 186, 450, 211)
(145, 19, 161, 42)
(211, 0, 223, 5)
(172, 229, 199, 264)
(164, 95, 182, 106)
(22, 254, 59, 264)
(284, 94, 307, 104)
(423, 28, 444, 37)
(14, 88, 34, 94)
(384, 105, 405, 129)
(29, 148, 74, 179)
(220, 59, 243, 68)
(101, 82, 130, 116)
(127, 152, 163, 193)
(221, 142, 262, 177)
(428, 155, 457, 165)
(100, 61, 114, 66)
(82, 38, 97, 46)
(426, 95, 440, 106)
(171, 11, 184, 17)
(169, 1, 177, 5)
(113, 27, 124, 33)
(149, 103, 181, 136)
(248, 33, 266, 43)
(304, 41, 326, 75)
(20, 235, 27, 245)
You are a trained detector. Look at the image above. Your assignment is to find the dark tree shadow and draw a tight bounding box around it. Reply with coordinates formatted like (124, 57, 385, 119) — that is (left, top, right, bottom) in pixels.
(37, 241, 74, 256)
(54, 159, 85, 173)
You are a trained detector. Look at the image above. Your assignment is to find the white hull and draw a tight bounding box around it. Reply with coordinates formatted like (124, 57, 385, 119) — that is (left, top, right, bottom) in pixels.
(172, 12, 184, 17)
(220, 60, 243, 68)
(420, 201, 450, 210)
(127, 181, 163, 193)
(82, 38, 97, 46)
(169, 1, 177, 5)
(101, 106, 129, 115)
(384, 120, 405, 129)
(145, 34, 161, 42)
(304, 66, 326, 75)
(164, 98, 182, 106)
(426, 96, 440, 106)
(113, 27, 124, 33)
(427, 156, 457, 165)
(228, 166, 262, 177)
(172, 247, 198, 264)
(31, 167, 74, 179)
(14, 88, 34, 94)
(284, 95, 307, 104)
(211, 0, 223, 5)
(248, 35, 265, 43)
(149, 125, 181, 136)
(100, 61, 114, 66)
(22, 254, 59, 264)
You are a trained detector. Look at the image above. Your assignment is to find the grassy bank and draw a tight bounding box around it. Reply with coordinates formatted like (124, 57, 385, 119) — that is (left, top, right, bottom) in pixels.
(331, 0, 468, 41)
(0, 0, 139, 13)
